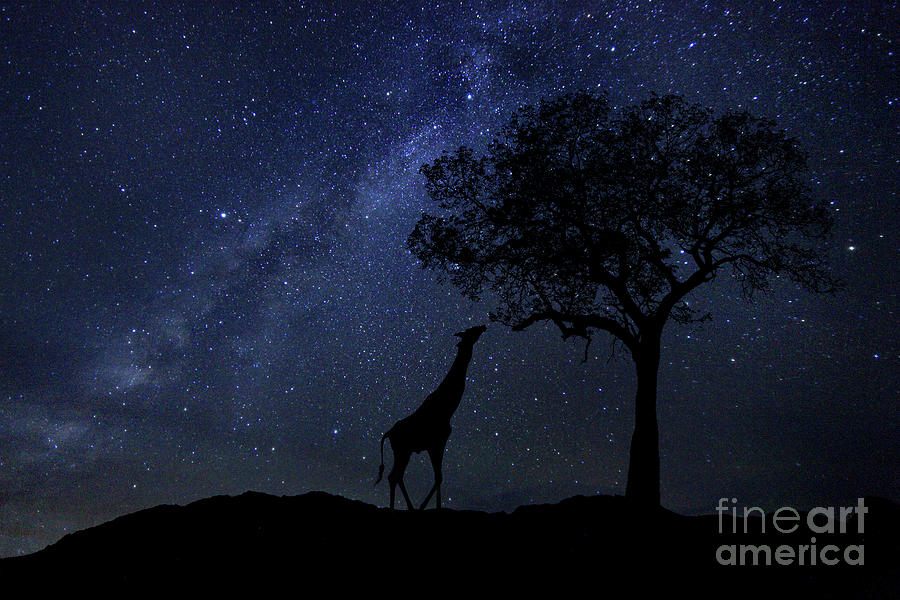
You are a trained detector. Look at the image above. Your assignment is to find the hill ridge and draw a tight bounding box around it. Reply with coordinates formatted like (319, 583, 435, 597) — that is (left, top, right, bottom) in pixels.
(2, 491, 897, 596)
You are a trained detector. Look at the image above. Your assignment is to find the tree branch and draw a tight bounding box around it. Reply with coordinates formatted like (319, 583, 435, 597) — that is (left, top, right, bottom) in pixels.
(511, 309, 638, 354)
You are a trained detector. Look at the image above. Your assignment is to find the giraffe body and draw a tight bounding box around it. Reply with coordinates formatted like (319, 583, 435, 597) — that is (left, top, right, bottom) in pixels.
(375, 325, 486, 510)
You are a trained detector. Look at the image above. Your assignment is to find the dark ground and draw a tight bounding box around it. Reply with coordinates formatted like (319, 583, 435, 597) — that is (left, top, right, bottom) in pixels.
(2, 491, 897, 597)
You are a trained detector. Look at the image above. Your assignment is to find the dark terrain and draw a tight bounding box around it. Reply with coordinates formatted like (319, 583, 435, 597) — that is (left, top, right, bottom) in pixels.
(2, 492, 897, 596)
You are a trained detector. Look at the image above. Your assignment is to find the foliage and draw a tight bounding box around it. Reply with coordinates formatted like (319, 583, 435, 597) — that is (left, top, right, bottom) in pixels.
(409, 91, 837, 353)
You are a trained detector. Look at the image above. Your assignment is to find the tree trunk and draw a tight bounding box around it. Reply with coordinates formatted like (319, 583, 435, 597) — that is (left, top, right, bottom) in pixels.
(625, 343, 661, 507)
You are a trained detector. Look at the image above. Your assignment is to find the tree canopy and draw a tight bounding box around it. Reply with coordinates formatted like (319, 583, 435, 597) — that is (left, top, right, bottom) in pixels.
(409, 91, 836, 352)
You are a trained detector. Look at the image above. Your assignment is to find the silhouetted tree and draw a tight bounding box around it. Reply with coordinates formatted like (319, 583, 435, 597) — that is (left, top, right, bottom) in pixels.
(407, 91, 839, 506)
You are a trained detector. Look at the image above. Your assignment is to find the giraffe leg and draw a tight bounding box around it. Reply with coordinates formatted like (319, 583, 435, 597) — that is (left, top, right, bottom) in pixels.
(388, 449, 414, 510)
(397, 479, 414, 510)
(419, 483, 436, 510)
(420, 440, 447, 510)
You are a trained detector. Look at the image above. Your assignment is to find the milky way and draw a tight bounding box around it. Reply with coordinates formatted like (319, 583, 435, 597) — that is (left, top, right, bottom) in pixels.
(1, 1, 897, 557)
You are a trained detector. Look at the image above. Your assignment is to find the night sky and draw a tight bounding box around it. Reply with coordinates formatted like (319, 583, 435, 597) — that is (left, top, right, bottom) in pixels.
(1, 1, 897, 558)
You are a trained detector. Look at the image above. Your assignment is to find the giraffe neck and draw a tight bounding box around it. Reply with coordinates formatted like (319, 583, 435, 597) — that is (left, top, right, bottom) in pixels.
(433, 343, 475, 415)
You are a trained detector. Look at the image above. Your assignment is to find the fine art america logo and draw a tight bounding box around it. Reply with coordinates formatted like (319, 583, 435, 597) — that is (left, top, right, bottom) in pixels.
(715, 498, 866, 566)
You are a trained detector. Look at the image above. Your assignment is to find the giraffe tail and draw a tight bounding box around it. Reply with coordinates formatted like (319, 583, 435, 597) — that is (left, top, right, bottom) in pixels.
(374, 432, 388, 486)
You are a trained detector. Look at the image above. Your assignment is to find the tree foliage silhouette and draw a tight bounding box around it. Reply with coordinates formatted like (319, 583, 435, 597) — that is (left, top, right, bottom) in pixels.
(407, 91, 839, 506)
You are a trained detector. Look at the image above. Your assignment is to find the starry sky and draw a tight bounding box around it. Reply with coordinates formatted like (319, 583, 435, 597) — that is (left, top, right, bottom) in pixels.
(1, 1, 897, 557)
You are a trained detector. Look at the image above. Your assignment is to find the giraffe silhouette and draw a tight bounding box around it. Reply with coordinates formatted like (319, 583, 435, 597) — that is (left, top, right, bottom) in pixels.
(375, 324, 487, 510)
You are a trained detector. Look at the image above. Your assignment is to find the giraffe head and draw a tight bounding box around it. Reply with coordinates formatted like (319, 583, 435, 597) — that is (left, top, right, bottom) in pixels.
(453, 324, 487, 347)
